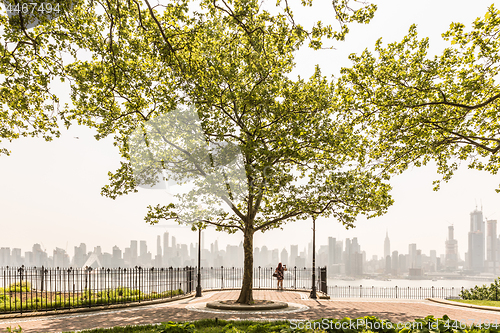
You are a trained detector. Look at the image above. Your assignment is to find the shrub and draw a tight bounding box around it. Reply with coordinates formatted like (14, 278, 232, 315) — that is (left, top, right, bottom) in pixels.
(157, 321, 195, 333)
(0, 290, 10, 303)
(460, 278, 500, 300)
(7, 282, 31, 292)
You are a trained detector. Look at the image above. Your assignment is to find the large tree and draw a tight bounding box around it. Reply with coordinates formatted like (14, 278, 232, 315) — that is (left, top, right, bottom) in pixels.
(2, 0, 392, 304)
(337, 5, 500, 191)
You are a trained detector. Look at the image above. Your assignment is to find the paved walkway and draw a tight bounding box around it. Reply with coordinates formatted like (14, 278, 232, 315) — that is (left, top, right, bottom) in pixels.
(2, 291, 500, 332)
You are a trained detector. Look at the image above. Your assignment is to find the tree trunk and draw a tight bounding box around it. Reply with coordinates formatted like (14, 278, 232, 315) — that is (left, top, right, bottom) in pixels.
(236, 227, 254, 304)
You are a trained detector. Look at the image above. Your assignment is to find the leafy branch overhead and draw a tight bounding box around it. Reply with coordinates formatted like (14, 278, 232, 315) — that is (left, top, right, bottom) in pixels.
(337, 5, 500, 190)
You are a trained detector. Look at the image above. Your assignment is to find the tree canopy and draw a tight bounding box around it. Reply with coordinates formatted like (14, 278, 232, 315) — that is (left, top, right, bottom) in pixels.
(1, 0, 392, 304)
(337, 5, 500, 191)
(0, 0, 77, 155)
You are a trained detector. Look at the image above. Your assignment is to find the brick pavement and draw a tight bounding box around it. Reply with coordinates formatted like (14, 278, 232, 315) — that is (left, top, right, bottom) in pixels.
(2, 290, 500, 333)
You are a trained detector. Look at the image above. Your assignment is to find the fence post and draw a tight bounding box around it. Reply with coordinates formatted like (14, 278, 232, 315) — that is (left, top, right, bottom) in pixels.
(360, 285, 362, 298)
(88, 267, 92, 308)
(395, 285, 397, 299)
(221, 266, 224, 289)
(432, 286, 434, 298)
(294, 266, 296, 289)
(258, 266, 261, 289)
(19, 266, 24, 314)
(138, 266, 142, 303)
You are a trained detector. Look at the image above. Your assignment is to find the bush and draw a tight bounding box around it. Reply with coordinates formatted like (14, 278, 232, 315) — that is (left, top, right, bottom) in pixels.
(460, 278, 500, 300)
(7, 282, 31, 292)
(0, 290, 10, 303)
(157, 321, 195, 333)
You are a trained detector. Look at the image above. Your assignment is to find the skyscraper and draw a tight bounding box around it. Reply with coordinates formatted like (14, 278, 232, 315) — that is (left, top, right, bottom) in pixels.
(391, 250, 399, 275)
(487, 219, 497, 273)
(468, 208, 485, 272)
(281, 248, 289, 265)
(445, 225, 458, 269)
(384, 230, 390, 260)
(328, 237, 336, 267)
(289, 245, 298, 267)
(408, 243, 417, 268)
(130, 240, 138, 266)
(163, 231, 169, 266)
(157, 235, 162, 257)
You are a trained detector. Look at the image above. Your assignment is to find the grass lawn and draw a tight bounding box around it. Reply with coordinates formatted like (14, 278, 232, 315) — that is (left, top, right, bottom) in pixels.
(50, 319, 302, 333)
(451, 299, 500, 307)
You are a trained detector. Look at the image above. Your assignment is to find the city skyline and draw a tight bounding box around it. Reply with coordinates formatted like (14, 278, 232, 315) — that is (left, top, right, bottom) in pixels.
(1, 0, 499, 262)
(2, 205, 498, 276)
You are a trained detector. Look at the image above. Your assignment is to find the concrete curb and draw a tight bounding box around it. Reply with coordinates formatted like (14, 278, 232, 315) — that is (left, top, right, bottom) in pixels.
(427, 298, 500, 312)
(0, 292, 195, 320)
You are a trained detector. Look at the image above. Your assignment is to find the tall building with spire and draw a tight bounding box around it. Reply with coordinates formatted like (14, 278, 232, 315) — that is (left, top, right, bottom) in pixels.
(384, 231, 390, 260)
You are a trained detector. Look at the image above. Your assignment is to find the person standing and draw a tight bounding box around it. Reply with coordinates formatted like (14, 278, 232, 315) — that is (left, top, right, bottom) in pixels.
(275, 262, 287, 290)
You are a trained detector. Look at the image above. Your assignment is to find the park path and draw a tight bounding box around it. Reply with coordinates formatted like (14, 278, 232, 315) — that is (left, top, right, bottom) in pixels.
(1, 290, 500, 332)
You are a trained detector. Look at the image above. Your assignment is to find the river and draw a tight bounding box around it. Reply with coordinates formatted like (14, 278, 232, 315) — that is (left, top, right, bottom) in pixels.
(328, 278, 496, 289)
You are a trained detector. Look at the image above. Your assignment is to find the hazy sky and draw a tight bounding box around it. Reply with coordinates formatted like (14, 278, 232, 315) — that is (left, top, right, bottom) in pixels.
(1, 0, 499, 262)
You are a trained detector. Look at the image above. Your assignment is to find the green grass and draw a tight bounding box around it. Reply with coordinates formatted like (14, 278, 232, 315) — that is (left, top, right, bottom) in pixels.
(11, 316, 500, 333)
(58, 320, 302, 333)
(451, 299, 500, 307)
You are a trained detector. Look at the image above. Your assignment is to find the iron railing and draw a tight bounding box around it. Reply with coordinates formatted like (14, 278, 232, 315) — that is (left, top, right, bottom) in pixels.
(0, 266, 194, 314)
(1, 265, 467, 314)
(0, 265, 325, 314)
(199, 266, 325, 291)
(327, 285, 463, 299)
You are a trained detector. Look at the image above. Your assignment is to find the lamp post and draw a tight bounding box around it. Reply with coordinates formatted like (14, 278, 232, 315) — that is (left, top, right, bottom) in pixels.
(310, 215, 317, 299)
(196, 226, 202, 297)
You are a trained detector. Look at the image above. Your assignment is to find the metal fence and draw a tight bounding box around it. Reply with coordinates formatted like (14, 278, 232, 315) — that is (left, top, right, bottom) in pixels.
(0, 266, 195, 314)
(0, 265, 326, 314)
(199, 266, 326, 292)
(327, 285, 463, 299)
(1, 265, 468, 314)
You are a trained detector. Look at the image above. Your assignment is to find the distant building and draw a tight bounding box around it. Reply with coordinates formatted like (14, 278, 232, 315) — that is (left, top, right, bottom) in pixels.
(130, 240, 138, 266)
(289, 245, 298, 267)
(162, 231, 169, 266)
(445, 225, 458, 270)
(487, 220, 498, 273)
(384, 230, 390, 263)
(53, 248, 70, 268)
(281, 248, 289, 265)
(112, 245, 122, 267)
(0, 248, 10, 266)
(328, 237, 336, 268)
(391, 250, 398, 275)
(408, 243, 417, 269)
(468, 208, 485, 272)
(74, 243, 87, 268)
